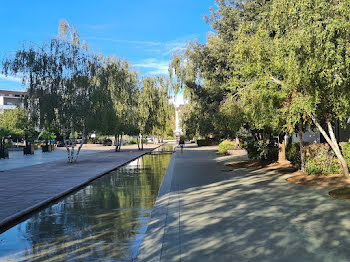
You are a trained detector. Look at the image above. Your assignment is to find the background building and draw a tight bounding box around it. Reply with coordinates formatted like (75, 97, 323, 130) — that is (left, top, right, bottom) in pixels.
(0, 89, 27, 114)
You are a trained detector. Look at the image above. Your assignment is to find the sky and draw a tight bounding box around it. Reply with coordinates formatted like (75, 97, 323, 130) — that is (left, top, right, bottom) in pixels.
(0, 0, 215, 105)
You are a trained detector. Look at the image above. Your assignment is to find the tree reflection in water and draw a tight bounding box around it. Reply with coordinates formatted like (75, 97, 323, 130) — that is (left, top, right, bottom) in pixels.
(0, 153, 172, 261)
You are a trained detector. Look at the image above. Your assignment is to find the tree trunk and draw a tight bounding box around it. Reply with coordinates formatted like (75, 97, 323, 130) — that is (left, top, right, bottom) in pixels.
(141, 134, 144, 150)
(62, 126, 71, 163)
(115, 134, 122, 152)
(235, 136, 240, 148)
(70, 123, 76, 163)
(299, 122, 305, 172)
(0, 137, 3, 158)
(24, 134, 28, 148)
(278, 134, 287, 163)
(115, 134, 119, 152)
(74, 125, 86, 162)
(119, 134, 123, 151)
(311, 115, 349, 177)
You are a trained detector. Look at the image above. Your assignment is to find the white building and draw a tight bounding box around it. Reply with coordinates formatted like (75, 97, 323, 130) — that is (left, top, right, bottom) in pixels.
(0, 89, 27, 114)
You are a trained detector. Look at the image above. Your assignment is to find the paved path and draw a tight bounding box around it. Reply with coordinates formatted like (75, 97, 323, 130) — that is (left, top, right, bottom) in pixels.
(138, 144, 350, 262)
(0, 144, 159, 230)
(0, 144, 136, 171)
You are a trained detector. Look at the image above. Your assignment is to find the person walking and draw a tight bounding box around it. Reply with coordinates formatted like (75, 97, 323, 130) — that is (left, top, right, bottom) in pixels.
(179, 136, 185, 153)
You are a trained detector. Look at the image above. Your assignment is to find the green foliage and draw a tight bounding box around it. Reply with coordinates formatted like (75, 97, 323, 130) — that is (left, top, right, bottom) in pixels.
(137, 76, 173, 138)
(290, 143, 342, 175)
(0, 108, 35, 140)
(128, 138, 146, 145)
(266, 147, 278, 162)
(128, 138, 138, 145)
(2, 20, 175, 159)
(38, 131, 56, 141)
(196, 138, 218, 147)
(218, 140, 238, 155)
(305, 160, 322, 175)
(305, 155, 340, 176)
(341, 142, 350, 168)
(168, 0, 350, 175)
(242, 140, 265, 160)
(287, 142, 301, 169)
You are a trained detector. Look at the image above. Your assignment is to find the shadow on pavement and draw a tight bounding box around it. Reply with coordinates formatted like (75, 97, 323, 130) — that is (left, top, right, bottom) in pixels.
(139, 145, 350, 262)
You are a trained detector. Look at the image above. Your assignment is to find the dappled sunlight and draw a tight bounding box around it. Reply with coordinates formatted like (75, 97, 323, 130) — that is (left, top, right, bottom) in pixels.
(174, 168, 350, 261)
(138, 146, 350, 261)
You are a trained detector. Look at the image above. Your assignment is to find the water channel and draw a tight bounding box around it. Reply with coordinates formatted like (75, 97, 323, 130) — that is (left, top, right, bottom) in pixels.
(0, 144, 174, 261)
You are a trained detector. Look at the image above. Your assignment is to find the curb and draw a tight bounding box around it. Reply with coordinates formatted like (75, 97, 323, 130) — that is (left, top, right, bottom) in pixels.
(136, 147, 178, 262)
(0, 144, 163, 233)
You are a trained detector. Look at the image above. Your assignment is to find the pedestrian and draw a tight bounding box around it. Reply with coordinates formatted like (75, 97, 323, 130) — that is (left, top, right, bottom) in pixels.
(179, 136, 185, 152)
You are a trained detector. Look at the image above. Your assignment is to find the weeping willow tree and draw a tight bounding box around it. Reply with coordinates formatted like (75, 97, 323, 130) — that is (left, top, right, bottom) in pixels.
(2, 20, 100, 163)
(151, 76, 174, 144)
(92, 56, 139, 152)
(136, 76, 174, 149)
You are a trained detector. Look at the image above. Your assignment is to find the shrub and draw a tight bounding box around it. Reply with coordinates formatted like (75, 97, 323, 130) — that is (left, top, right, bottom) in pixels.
(242, 140, 265, 160)
(197, 138, 218, 146)
(303, 143, 340, 175)
(128, 138, 147, 145)
(266, 146, 278, 161)
(341, 142, 350, 167)
(88, 137, 99, 144)
(305, 159, 322, 175)
(287, 142, 342, 174)
(287, 142, 301, 168)
(129, 138, 137, 144)
(218, 140, 238, 155)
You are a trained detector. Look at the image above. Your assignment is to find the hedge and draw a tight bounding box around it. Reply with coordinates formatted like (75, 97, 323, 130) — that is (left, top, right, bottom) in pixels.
(218, 140, 239, 155)
(287, 142, 341, 175)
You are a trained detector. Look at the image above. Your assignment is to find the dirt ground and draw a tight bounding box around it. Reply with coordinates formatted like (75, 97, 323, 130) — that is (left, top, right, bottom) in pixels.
(228, 158, 350, 201)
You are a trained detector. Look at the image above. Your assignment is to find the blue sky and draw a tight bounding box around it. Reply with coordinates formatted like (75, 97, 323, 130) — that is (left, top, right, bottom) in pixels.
(0, 0, 214, 94)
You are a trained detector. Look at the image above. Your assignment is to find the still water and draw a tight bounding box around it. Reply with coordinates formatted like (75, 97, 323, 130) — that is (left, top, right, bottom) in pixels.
(0, 148, 173, 261)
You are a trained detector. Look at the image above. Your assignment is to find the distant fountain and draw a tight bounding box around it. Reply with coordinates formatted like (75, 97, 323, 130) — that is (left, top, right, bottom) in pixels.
(174, 106, 183, 139)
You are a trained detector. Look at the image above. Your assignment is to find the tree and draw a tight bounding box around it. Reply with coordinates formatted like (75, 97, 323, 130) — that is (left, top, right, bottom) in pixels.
(136, 77, 158, 150)
(0, 108, 36, 146)
(93, 57, 139, 152)
(38, 130, 56, 145)
(179, 0, 350, 175)
(136, 76, 173, 149)
(151, 76, 174, 143)
(0, 126, 10, 159)
(263, 0, 350, 175)
(2, 20, 100, 163)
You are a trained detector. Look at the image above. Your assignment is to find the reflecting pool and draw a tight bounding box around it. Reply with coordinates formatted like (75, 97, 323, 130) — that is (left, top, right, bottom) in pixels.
(0, 151, 172, 261)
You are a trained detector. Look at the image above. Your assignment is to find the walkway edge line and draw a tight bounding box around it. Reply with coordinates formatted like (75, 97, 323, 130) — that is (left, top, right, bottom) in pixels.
(137, 147, 178, 262)
(0, 144, 162, 232)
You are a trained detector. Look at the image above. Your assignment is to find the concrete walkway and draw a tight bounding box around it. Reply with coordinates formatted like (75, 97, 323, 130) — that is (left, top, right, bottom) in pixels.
(0, 144, 159, 230)
(138, 144, 350, 262)
(0, 144, 142, 171)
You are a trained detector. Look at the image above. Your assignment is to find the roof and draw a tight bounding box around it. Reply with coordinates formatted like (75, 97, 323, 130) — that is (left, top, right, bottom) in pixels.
(0, 89, 27, 96)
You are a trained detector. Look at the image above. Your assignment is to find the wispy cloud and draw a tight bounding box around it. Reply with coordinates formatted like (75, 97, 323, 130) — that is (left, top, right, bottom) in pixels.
(134, 58, 169, 75)
(86, 36, 163, 46)
(0, 74, 22, 83)
(81, 24, 118, 31)
(85, 36, 189, 56)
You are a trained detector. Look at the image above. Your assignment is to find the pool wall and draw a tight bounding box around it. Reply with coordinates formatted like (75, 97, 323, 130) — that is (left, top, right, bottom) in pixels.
(137, 147, 178, 261)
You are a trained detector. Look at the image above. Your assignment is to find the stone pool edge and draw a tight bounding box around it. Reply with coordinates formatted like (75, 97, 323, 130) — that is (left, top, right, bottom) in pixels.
(136, 146, 178, 262)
